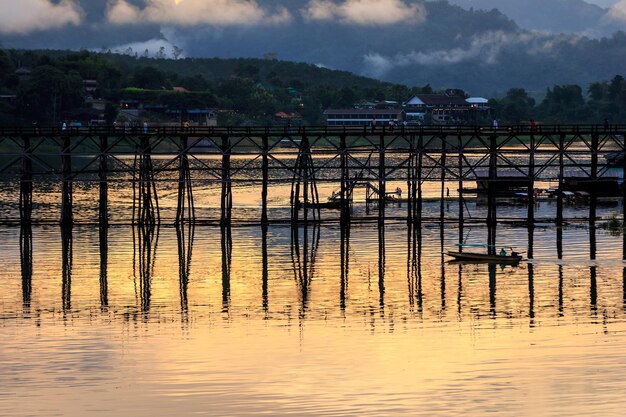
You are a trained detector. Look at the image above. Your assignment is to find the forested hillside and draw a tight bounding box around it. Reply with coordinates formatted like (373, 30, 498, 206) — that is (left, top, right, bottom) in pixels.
(0, 49, 625, 126)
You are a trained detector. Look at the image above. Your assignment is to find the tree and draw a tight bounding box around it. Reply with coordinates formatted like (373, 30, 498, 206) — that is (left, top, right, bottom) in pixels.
(17, 65, 84, 124)
(495, 88, 535, 123)
(132, 66, 166, 90)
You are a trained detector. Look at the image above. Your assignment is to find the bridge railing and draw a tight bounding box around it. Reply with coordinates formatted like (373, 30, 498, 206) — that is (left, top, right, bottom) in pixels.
(0, 124, 625, 137)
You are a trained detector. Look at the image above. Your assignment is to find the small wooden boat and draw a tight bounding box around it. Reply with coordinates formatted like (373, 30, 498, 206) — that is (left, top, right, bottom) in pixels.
(445, 251, 522, 263)
(446, 244, 523, 264)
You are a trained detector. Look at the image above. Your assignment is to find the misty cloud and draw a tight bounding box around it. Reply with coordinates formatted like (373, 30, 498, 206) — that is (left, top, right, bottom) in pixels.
(0, 0, 82, 34)
(603, 0, 626, 22)
(106, 0, 292, 26)
(302, 0, 426, 25)
(362, 31, 555, 77)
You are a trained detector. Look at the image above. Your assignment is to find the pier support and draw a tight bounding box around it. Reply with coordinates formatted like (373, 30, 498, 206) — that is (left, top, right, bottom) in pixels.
(261, 135, 269, 225)
(527, 133, 535, 223)
(220, 136, 232, 226)
(340, 134, 350, 225)
(133, 136, 160, 226)
(290, 135, 320, 222)
(557, 133, 565, 226)
(378, 133, 386, 221)
(487, 134, 497, 254)
(590, 132, 599, 224)
(61, 135, 72, 226)
(19, 136, 33, 225)
(99, 136, 108, 226)
(176, 135, 195, 224)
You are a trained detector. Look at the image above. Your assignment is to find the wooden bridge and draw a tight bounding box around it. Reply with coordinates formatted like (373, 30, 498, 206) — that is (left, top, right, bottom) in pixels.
(0, 124, 625, 230)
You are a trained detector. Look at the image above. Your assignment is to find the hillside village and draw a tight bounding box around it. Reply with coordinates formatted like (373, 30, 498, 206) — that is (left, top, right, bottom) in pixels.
(1, 50, 625, 127)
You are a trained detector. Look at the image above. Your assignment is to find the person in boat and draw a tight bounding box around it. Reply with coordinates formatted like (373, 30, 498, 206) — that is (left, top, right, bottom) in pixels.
(499, 247, 507, 256)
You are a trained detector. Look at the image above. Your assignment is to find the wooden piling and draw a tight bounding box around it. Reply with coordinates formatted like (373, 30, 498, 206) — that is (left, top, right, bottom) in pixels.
(527, 133, 535, 223)
(340, 134, 349, 224)
(590, 132, 599, 224)
(19, 136, 32, 225)
(378, 133, 385, 220)
(487, 134, 497, 254)
(99, 136, 108, 226)
(261, 135, 269, 224)
(61, 135, 72, 225)
(416, 133, 423, 224)
(220, 135, 232, 226)
(557, 133, 565, 225)
(440, 136, 446, 222)
(622, 132, 626, 260)
(458, 135, 464, 226)
(176, 135, 194, 224)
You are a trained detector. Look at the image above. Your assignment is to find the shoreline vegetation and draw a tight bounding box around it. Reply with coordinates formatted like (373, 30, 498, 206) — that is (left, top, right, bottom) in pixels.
(0, 49, 625, 128)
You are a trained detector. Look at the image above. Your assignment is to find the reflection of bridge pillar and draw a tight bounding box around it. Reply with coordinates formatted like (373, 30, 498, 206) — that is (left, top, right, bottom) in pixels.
(340, 222, 350, 312)
(20, 136, 33, 225)
(261, 224, 268, 313)
(177, 223, 194, 317)
(99, 226, 108, 308)
(221, 225, 232, 314)
(20, 224, 32, 308)
(407, 223, 423, 315)
(61, 225, 72, 311)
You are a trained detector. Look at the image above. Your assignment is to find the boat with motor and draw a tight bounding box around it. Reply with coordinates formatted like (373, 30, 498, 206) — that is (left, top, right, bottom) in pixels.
(445, 244, 523, 264)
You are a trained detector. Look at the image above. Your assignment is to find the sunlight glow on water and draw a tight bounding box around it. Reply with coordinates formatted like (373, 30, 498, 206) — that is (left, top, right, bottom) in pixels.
(1, 221, 626, 416)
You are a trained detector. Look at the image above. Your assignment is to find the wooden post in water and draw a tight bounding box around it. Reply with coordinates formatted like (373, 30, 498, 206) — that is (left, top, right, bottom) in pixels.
(487, 134, 497, 254)
(220, 135, 232, 226)
(622, 132, 626, 260)
(416, 133, 423, 224)
(378, 133, 386, 220)
(458, 135, 464, 249)
(60, 134, 73, 226)
(557, 133, 565, 225)
(407, 134, 413, 224)
(99, 136, 108, 226)
(19, 136, 33, 225)
(261, 134, 269, 225)
(527, 133, 535, 224)
(176, 135, 194, 224)
(440, 135, 446, 223)
(590, 132, 599, 225)
(340, 133, 349, 225)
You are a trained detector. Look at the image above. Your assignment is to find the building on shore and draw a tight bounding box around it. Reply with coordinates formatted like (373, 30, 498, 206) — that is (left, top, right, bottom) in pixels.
(323, 108, 404, 127)
(404, 90, 491, 125)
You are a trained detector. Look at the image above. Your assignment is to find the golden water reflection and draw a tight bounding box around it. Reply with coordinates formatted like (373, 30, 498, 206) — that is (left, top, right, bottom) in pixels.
(1, 223, 626, 416)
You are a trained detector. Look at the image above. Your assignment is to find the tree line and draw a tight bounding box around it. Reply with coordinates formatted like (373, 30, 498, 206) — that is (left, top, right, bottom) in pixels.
(0, 49, 624, 126)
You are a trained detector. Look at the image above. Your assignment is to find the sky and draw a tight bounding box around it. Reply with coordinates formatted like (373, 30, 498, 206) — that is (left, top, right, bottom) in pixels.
(0, 0, 625, 37)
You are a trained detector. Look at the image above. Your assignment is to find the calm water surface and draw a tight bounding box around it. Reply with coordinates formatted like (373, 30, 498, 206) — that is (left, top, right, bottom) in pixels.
(1, 218, 626, 416)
